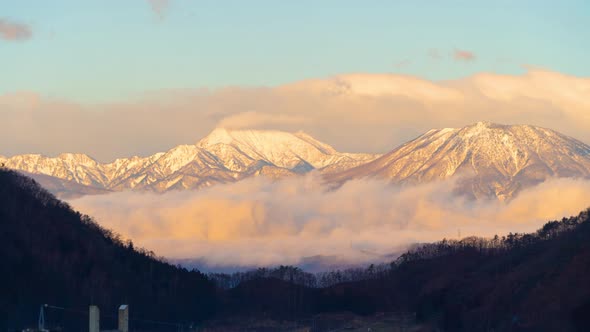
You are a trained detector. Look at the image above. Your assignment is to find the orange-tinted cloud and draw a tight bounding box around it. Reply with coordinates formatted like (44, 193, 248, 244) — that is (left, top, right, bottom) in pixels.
(70, 175, 590, 269)
(453, 48, 476, 62)
(0, 18, 32, 41)
(0, 91, 40, 110)
(2, 69, 590, 162)
(217, 111, 310, 129)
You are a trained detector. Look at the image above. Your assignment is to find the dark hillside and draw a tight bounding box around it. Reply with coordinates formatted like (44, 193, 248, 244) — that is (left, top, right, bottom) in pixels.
(209, 211, 590, 331)
(2, 168, 590, 331)
(311, 212, 590, 331)
(0, 169, 216, 330)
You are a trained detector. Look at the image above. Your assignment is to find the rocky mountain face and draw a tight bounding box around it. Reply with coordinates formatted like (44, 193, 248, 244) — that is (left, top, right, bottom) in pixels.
(0, 128, 379, 197)
(327, 122, 590, 200)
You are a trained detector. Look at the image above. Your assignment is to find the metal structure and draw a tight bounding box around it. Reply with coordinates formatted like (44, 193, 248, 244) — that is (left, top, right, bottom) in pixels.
(118, 305, 129, 332)
(37, 305, 45, 332)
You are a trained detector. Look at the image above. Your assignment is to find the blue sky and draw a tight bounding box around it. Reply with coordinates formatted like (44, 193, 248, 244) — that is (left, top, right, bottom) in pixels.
(1, 0, 588, 102)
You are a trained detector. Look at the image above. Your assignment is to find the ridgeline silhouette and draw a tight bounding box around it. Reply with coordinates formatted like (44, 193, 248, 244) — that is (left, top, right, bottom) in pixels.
(0, 169, 216, 330)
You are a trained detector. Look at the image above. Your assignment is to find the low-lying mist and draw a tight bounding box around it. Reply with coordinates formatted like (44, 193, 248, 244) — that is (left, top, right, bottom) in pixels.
(69, 175, 590, 271)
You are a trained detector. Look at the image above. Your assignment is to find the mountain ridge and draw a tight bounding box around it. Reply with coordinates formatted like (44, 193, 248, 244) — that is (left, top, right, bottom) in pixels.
(5, 122, 590, 199)
(327, 121, 590, 200)
(0, 128, 379, 196)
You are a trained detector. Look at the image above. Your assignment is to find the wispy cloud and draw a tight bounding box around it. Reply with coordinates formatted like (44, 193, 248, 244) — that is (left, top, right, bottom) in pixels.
(217, 111, 310, 129)
(147, 0, 170, 20)
(453, 48, 476, 62)
(0, 18, 32, 41)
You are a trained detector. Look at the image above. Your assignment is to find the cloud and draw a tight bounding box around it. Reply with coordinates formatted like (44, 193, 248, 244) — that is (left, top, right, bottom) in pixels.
(1, 69, 590, 162)
(471, 70, 590, 114)
(147, 0, 170, 19)
(69, 175, 590, 269)
(453, 48, 476, 62)
(0, 18, 32, 41)
(217, 110, 311, 129)
(282, 74, 464, 101)
(0, 91, 40, 110)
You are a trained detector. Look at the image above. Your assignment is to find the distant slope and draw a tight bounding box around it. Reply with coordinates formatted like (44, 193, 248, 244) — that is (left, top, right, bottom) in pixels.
(1, 129, 378, 197)
(21, 171, 112, 198)
(0, 168, 215, 330)
(313, 209, 590, 331)
(212, 209, 590, 331)
(327, 122, 590, 200)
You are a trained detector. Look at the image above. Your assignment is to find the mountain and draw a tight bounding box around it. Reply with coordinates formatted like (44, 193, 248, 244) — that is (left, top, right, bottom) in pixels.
(197, 128, 374, 171)
(0, 168, 216, 330)
(327, 121, 590, 200)
(7, 122, 590, 200)
(0, 129, 379, 197)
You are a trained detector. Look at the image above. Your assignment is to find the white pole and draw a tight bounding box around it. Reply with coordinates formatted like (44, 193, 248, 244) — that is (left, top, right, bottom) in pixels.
(89, 305, 100, 332)
(118, 305, 129, 332)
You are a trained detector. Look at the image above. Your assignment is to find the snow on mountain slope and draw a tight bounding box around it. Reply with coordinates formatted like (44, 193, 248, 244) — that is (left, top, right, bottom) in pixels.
(103, 153, 165, 183)
(2, 153, 109, 187)
(197, 128, 358, 169)
(327, 122, 590, 200)
(2, 128, 379, 196)
(6, 123, 590, 200)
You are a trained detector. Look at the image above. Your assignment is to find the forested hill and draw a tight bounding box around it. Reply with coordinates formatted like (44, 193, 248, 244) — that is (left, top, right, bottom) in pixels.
(0, 169, 216, 330)
(312, 209, 590, 331)
(211, 208, 590, 331)
(2, 167, 590, 331)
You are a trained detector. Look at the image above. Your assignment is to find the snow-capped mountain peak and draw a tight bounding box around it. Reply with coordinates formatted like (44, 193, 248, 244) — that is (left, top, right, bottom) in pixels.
(2, 128, 380, 197)
(196, 127, 235, 146)
(328, 122, 590, 200)
(5, 123, 590, 200)
(196, 127, 367, 170)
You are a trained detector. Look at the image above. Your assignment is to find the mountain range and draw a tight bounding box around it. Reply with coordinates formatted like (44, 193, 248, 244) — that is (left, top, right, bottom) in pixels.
(3, 122, 590, 200)
(0, 128, 379, 197)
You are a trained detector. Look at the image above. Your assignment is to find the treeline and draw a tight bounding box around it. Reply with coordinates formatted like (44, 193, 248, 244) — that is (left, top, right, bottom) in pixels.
(312, 209, 590, 331)
(398, 212, 587, 263)
(210, 211, 589, 290)
(209, 263, 391, 289)
(208, 208, 590, 331)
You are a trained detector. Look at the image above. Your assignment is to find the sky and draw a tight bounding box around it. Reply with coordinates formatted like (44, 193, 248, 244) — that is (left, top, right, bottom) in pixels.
(3, 1, 590, 270)
(1, 0, 589, 103)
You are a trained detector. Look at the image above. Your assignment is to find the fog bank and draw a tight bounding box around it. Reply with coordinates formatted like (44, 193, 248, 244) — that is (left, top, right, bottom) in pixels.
(69, 175, 590, 270)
